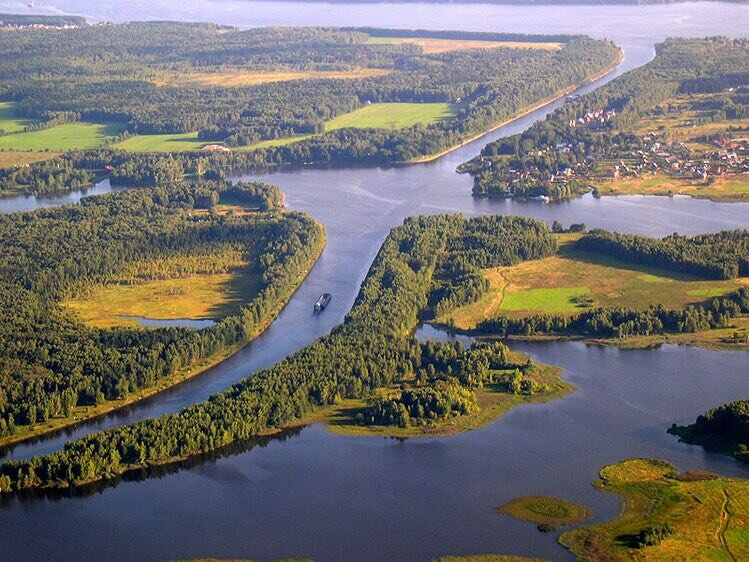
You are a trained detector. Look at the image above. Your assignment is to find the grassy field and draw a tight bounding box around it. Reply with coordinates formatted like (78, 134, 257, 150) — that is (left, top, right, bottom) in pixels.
(116, 102, 458, 152)
(154, 67, 391, 88)
(0, 122, 122, 151)
(0, 101, 35, 133)
(301, 352, 573, 438)
(366, 36, 563, 54)
(326, 102, 459, 130)
(595, 175, 749, 202)
(497, 496, 592, 530)
(63, 271, 262, 328)
(442, 239, 748, 330)
(113, 132, 209, 152)
(560, 458, 749, 561)
(0, 151, 59, 169)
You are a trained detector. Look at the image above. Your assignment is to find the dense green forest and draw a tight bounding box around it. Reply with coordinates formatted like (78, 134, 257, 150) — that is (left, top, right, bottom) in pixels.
(0, 213, 558, 492)
(0, 23, 619, 191)
(474, 230, 749, 339)
(0, 181, 325, 443)
(670, 400, 749, 462)
(0, 14, 86, 27)
(462, 37, 749, 199)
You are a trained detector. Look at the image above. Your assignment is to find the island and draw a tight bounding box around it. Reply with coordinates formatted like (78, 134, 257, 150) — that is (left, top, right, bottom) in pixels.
(461, 37, 749, 202)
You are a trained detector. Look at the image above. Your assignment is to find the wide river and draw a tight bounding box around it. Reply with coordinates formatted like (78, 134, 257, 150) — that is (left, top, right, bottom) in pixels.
(0, 2, 749, 561)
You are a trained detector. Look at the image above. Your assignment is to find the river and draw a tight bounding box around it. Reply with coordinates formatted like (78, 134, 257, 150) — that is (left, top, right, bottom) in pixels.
(0, 2, 748, 561)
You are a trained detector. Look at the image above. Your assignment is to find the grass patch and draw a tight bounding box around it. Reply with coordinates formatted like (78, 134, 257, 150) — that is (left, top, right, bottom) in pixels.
(0, 122, 122, 151)
(442, 242, 748, 330)
(595, 175, 749, 203)
(63, 271, 263, 329)
(0, 101, 36, 133)
(326, 102, 459, 130)
(154, 68, 391, 87)
(560, 458, 749, 561)
(0, 151, 59, 169)
(113, 132, 209, 152)
(366, 36, 563, 54)
(497, 496, 592, 530)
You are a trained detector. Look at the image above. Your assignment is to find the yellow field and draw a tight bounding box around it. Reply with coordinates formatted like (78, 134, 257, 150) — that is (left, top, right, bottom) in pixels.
(64, 271, 262, 328)
(366, 36, 563, 54)
(561, 458, 749, 561)
(0, 151, 59, 169)
(442, 242, 748, 330)
(154, 67, 391, 88)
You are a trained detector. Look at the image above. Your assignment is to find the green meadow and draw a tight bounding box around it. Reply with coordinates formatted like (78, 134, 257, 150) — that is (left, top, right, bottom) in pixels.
(0, 122, 122, 151)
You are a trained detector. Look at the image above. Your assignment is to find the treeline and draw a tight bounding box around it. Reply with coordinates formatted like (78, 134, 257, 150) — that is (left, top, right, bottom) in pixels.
(0, 180, 324, 443)
(0, 214, 557, 492)
(463, 37, 749, 199)
(669, 400, 749, 463)
(576, 230, 749, 280)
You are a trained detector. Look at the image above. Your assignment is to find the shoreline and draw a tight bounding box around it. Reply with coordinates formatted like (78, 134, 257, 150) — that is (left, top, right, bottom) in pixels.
(0, 228, 327, 451)
(408, 48, 624, 165)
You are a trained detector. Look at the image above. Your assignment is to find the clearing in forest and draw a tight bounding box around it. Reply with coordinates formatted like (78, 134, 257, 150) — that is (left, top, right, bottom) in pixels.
(0, 122, 122, 151)
(154, 67, 391, 88)
(366, 36, 563, 54)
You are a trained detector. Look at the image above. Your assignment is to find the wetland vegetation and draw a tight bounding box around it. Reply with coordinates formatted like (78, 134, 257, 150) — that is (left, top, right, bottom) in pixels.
(560, 458, 749, 561)
(496, 496, 592, 532)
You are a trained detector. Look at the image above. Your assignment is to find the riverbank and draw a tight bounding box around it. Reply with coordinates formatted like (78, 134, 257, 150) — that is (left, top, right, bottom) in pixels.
(0, 226, 327, 451)
(409, 48, 625, 165)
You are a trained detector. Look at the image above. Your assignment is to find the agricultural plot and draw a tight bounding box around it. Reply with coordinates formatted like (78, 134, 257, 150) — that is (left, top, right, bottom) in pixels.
(0, 101, 35, 133)
(366, 36, 563, 54)
(0, 122, 122, 151)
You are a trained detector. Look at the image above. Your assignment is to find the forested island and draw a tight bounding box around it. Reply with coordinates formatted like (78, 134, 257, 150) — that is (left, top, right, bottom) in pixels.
(0, 23, 621, 196)
(0, 213, 574, 493)
(0, 181, 325, 447)
(437, 228, 749, 348)
(461, 37, 749, 202)
(669, 400, 749, 462)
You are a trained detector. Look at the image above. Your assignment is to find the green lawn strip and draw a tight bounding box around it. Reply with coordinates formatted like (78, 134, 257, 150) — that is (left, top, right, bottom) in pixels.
(0, 122, 122, 150)
(500, 287, 591, 314)
(325, 102, 459, 130)
(0, 101, 36, 133)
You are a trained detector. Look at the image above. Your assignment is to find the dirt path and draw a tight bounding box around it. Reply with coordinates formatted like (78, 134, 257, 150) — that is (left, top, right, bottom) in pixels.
(717, 488, 738, 562)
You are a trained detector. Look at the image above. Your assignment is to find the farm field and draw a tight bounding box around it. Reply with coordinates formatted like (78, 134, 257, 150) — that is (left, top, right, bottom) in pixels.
(441, 239, 748, 330)
(63, 271, 263, 329)
(560, 458, 749, 561)
(0, 151, 59, 169)
(153, 67, 391, 88)
(326, 102, 459, 130)
(115, 102, 459, 152)
(0, 101, 35, 133)
(0, 122, 122, 151)
(366, 36, 563, 54)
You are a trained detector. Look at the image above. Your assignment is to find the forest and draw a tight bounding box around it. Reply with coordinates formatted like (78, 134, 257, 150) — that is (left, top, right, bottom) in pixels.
(462, 37, 749, 200)
(473, 229, 749, 339)
(0, 181, 325, 444)
(0, 213, 558, 492)
(0, 23, 620, 191)
(669, 400, 749, 462)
